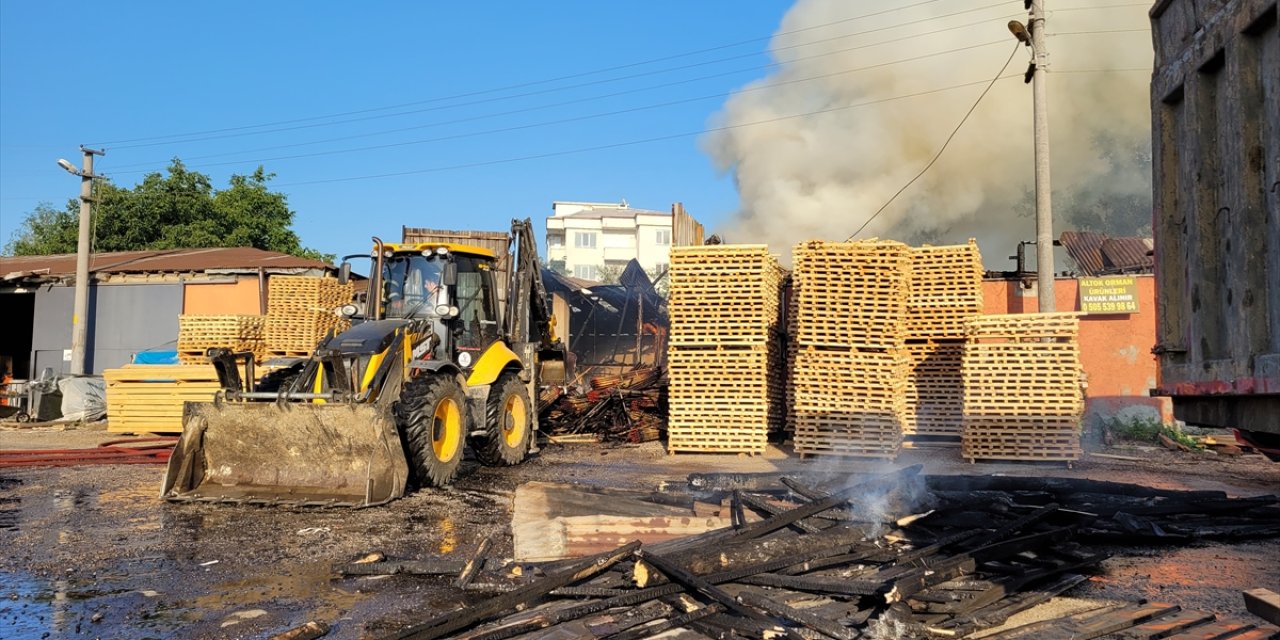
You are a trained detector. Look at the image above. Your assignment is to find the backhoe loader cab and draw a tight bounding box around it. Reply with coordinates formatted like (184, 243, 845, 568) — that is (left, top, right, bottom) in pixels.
(163, 219, 563, 507)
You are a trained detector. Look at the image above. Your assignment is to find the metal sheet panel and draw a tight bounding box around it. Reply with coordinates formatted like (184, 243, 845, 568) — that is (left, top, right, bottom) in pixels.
(31, 283, 183, 374)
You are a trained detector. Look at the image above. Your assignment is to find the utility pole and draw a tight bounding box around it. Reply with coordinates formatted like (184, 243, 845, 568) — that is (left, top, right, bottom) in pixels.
(59, 146, 105, 375)
(1030, 0, 1055, 312)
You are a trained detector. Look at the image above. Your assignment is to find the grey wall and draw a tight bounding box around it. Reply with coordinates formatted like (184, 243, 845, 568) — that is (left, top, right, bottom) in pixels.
(31, 283, 183, 376)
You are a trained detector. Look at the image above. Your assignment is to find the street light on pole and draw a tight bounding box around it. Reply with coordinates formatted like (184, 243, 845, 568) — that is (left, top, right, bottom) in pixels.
(57, 146, 105, 376)
(1010, 0, 1056, 313)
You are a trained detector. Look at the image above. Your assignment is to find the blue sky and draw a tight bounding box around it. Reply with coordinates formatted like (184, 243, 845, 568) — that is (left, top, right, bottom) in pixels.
(0, 2, 794, 259)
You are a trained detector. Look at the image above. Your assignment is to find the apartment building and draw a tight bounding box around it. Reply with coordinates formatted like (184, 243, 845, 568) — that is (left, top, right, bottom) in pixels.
(545, 201, 673, 281)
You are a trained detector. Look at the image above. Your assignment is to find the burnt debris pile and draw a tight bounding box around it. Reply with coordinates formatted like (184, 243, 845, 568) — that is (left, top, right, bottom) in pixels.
(538, 367, 666, 444)
(361, 467, 1279, 639)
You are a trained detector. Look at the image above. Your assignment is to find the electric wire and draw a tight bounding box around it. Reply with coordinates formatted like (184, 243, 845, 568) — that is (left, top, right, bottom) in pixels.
(89, 0, 1023, 148)
(271, 71, 1028, 188)
(107, 12, 1028, 170)
(107, 39, 1012, 176)
(846, 43, 1023, 240)
(82, 0, 967, 145)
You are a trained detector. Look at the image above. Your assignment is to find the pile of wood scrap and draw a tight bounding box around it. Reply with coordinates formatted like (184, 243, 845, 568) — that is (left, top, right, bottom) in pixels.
(357, 467, 1279, 639)
(539, 367, 665, 444)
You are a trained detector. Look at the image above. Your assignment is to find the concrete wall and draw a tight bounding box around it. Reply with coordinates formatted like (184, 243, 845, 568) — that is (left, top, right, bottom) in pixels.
(982, 275, 1172, 428)
(31, 283, 183, 376)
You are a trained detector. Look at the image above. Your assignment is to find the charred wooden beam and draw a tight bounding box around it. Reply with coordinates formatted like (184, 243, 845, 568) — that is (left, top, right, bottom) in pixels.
(965, 527, 1075, 564)
(456, 535, 493, 589)
(634, 548, 803, 640)
(463, 584, 685, 640)
(335, 560, 465, 577)
(886, 556, 977, 603)
(633, 528, 870, 587)
(737, 591, 859, 640)
(779, 549, 881, 576)
(924, 476, 1229, 501)
(739, 491, 825, 534)
(582, 600, 671, 637)
(736, 572, 885, 597)
(731, 466, 922, 542)
(602, 603, 725, 640)
(781, 476, 830, 501)
(388, 540, 641, 640)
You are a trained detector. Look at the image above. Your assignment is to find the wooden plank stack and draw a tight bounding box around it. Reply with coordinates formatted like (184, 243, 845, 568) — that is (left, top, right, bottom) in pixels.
(960, 313, 1085, 463)
(666, 245, 786, 454)
(903, 240, 984, 440)
(104, 364, 222, 434)
(790, 240, 911, 459)
(905, 239, 985, 337)
(176, 314, 266, 364)
(264, 276, 355, 357)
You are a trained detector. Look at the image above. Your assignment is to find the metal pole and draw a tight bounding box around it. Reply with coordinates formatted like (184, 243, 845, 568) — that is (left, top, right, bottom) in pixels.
(1030, 0, 1055, 312)
(69, 147, 104, 375)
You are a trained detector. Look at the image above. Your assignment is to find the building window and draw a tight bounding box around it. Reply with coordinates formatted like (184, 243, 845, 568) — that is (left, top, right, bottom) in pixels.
(655, 229, 671, 245)
(547, 233, 564, 248)
(654, 262, 669, 275)
(574, 264, 598, 280)
(574, 232, 598, 248)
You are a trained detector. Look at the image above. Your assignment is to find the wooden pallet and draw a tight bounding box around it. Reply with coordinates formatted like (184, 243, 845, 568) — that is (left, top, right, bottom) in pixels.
(792, 413, 902, 458)
(176, 314, 267, 363)
(264, 310, 350, 353)
(958, 312, 1085, 462)
(964, 312, 1082, 342)
(906, 241, 983, 339)
(667, 345, 784, 453)
(668, 244, 785, 347)
(790, 347, 907, 455)
(266, 275, 355, 311)
(791, 240, 911, 350)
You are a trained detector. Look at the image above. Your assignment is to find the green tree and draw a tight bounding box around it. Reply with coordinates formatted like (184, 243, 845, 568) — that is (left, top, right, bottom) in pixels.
(4, 159, 330, 261)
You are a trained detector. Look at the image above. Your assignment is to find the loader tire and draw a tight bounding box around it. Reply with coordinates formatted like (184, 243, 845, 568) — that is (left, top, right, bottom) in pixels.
(472, 373, 532, 466)
(395, 374, 466, 487)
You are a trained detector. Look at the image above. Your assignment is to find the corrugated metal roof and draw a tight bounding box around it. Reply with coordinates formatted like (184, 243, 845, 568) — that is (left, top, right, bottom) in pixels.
(1100, 237, 1154, 274)
(1, 247, 331, 281)
(1059, 231, 1153, 276)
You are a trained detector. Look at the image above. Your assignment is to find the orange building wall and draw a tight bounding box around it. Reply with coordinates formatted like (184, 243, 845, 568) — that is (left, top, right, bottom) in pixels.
(981, 275, 1171, 425)
(182, 278, 263, 315)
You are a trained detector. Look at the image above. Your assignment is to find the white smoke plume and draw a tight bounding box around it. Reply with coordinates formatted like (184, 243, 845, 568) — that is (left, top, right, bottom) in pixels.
(702, 0, 1154, 267)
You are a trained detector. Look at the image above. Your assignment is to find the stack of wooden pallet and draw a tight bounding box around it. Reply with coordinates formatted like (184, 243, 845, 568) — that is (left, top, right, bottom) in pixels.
(264, 276, 355, 357)
(104, 364, 223, 434)
(176, 314, 266, 364)
(960, 313, 1085, 463)
(790, 240, 911, 459)
(666, 245, 786, 454)
(903, 240, 984, 441)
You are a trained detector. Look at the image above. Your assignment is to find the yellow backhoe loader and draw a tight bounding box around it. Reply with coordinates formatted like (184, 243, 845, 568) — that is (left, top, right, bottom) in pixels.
(162, 219, 564, 507)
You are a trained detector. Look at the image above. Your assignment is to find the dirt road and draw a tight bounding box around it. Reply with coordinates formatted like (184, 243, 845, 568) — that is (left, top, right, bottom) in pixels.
(2, 426, 1277, 639)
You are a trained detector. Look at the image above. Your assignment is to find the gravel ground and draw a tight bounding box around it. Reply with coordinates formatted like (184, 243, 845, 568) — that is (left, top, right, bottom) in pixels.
(1, 423, 1277, 639)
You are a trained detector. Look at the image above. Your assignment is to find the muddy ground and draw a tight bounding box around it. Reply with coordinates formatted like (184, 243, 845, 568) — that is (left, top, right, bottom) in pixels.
(1, 425, 1277, 640)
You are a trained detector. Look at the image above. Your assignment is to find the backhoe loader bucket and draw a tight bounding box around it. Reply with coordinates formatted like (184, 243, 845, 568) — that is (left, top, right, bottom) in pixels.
(162, 401, 409, 508)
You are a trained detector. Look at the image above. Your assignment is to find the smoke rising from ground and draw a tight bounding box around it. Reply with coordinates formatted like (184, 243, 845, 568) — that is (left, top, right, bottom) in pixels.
(702, 0, 1154, 267)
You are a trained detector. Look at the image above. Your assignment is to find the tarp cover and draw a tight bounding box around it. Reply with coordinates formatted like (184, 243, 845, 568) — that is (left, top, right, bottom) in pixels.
(57, 376, 107, 423)
(133, 350, 180, 365)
